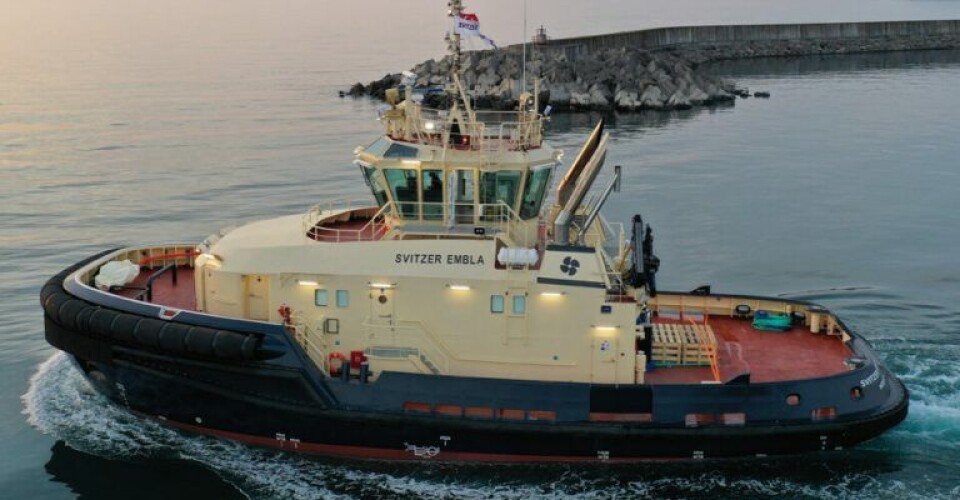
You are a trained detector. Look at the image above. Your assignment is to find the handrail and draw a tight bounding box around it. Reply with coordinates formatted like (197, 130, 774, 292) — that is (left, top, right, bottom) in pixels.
(384, 105, 544, 152)
(362, 320, 452, 374)
(142, 263, 178, 303)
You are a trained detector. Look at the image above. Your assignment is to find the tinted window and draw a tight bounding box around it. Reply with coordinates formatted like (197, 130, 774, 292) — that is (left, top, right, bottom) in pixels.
(384, 143, 420, 158)
(383, 169, 419, 219)
(480, 170, 522, 217)
(421, 169, 444, 221)
(361, 165, 389, 207)
(364, 137, 390, 157)
(520, 166, 553, 219)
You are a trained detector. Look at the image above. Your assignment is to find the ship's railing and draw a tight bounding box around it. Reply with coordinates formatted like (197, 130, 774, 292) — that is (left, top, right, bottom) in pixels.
(362, 319, 453, 375)
(302, 196, 531, 245)
(301, 199, 390, 243)
(384, 107, 544, 152)
(291, 322, 328, 374)
(399, 200, 520, 224)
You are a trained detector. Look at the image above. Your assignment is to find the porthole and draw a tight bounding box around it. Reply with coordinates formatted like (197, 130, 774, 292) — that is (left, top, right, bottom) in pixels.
(786, 394, 801, 406)
(378, 295, 388, 304)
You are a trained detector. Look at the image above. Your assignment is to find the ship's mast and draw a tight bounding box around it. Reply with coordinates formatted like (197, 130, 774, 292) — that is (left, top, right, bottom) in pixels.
(445, 0, 475, 125)
(447, 0, 463, 84)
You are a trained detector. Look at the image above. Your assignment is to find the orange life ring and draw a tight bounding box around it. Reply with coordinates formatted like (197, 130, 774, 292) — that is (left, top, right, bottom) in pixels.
(328, 352, 346, 376)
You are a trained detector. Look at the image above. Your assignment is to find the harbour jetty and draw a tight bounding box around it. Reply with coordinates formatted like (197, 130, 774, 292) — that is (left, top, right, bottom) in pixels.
(348, 20, 960, 112)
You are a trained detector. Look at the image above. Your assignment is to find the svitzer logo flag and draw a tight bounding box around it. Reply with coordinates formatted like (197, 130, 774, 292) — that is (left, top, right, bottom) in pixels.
(454, 12, 497, 49)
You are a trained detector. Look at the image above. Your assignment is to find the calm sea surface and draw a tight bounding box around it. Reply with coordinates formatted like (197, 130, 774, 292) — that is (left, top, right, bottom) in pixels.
(3, 1, 960, 498)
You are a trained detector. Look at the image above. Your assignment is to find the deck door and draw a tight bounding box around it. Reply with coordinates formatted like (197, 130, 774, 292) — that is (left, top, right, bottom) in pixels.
(591, 336, 618, 383)
(369, 287, 396, 327)
(244, 275, 270, 321)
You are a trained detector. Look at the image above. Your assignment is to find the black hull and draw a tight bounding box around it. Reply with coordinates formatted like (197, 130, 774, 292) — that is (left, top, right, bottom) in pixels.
(42, 255, 909, 462)
(67, 347, 907, 462)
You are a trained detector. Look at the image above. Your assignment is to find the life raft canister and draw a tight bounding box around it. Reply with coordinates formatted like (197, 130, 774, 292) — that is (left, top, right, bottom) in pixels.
(328, 352, 346, 376)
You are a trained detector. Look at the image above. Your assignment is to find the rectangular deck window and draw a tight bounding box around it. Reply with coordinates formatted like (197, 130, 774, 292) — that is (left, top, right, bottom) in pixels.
(512, 295, 526, 315)
(490, 295, 505, 313)
(314, 289, 328, 307)
(336, 290, 350, 308)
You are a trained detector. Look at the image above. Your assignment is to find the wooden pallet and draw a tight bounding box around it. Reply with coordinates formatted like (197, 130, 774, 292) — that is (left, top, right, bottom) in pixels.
(682, 324, 717, 365)
(651, 324, 685, 365)
(651, 323, 717, 366)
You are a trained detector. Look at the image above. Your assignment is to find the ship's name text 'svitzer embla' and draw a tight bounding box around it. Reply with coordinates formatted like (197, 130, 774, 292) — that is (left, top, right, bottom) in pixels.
(395, 253, 485, 265)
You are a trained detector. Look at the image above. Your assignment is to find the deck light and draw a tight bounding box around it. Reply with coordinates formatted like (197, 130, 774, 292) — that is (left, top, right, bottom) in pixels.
(540, 291, 565, 297)
(297, 280, 319, 287)
(447, 284, 471, 291)
(401, 159, 421, 167)
(368, 282, 396, 289)
(424, 121, 436, 131)
(592, 325, 618, 331)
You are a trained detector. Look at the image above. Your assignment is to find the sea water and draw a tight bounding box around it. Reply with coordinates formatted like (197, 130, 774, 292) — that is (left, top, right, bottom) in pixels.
(3, 1, 960, 498)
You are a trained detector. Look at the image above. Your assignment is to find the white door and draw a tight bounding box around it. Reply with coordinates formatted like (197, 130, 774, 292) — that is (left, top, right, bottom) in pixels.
(370, 288, 395, 326)
(591, 336, 618, 383)
(245, 275, 269, 320)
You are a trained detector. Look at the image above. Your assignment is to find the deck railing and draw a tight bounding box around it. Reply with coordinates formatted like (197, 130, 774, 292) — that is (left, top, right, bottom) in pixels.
(303, 198, 532, 245)
(384, 107, 544, 153)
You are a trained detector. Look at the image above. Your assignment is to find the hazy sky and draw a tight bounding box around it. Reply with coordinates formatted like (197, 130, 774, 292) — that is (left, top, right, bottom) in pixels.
(2, 1, 959, 83)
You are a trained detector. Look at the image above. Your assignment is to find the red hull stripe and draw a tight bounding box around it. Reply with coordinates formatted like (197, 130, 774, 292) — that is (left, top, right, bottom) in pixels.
(153, 416, 683, 463)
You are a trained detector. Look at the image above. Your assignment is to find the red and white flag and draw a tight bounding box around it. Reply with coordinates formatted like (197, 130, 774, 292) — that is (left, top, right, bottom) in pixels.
(453, 12, 497, 49)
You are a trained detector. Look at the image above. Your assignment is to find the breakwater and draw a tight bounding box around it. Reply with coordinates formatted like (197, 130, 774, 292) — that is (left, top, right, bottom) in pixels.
(348, 20, 960, 111)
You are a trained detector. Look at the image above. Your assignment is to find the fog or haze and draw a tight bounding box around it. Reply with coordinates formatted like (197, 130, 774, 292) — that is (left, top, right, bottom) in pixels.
(3, 1, 960, 82)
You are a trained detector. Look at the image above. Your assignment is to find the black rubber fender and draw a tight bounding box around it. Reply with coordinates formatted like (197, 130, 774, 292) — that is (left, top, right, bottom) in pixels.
(184, 327, 215, 356)
(89, 309, 118, 338)
(158, 323, 190, 352)
(58, 300, 88, 332)
(40, 251, 277, 363)
(133, 318, 164, 350)
(74, 305, 97, 335)
(109, 313, 141, 345)
(43, 293, 70, 324)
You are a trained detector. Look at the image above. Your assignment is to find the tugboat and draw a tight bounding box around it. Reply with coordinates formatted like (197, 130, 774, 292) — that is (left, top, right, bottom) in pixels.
(40, 1, 907, 462)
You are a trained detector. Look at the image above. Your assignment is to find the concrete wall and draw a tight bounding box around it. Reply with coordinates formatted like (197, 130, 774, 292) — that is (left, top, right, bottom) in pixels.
(530, 20, 960, 57)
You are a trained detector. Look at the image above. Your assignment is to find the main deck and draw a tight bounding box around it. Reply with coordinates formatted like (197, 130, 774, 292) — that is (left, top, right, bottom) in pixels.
(113, 264, 853, 386)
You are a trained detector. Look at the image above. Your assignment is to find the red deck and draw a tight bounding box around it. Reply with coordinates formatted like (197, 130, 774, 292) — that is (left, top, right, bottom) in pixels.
(114, 265, 197, 311)
(111, 267, 853, 385)
(645, 317, 853, 385)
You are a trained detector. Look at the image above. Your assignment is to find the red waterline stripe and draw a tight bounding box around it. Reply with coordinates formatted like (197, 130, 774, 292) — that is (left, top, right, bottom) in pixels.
(149, 415, 684, 463)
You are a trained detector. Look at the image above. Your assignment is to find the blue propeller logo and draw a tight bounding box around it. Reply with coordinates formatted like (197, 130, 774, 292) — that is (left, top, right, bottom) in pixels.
(560, 256, 580, 276)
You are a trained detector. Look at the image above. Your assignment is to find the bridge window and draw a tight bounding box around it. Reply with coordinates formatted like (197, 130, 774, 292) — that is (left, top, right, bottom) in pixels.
(360, 165, 389, 208)
(421, 169, 444, 221)
(384, 143, 419, 158)
(520, 165, 553, 219)
(480, 170, 522, 215)
(363, 137, 390, 157)
(383, 168, 419, 219)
